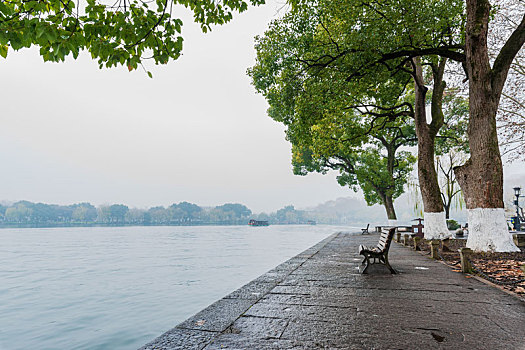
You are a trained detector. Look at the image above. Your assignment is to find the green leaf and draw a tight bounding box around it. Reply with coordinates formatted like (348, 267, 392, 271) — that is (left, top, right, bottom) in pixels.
(0, 45, 8, 58)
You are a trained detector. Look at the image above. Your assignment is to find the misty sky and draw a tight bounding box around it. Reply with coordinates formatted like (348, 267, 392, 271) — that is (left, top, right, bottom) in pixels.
(1, 1, 523, 213)
(0, 2, 356, 213)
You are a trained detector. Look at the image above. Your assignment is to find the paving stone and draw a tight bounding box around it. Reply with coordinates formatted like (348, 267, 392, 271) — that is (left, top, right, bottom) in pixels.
(280, 319, 356, 344)
(352, 286, 517, 303)
(279, 275, 361, 288)
(259, 292, 359, 308)
(244, 302, 356, 323)
(204, 334, 362, 350)
(223, 280, 276, 301)
(229, 316, 288, 338)
(176, 298, 254, 332)
(138, 328, 217, 350)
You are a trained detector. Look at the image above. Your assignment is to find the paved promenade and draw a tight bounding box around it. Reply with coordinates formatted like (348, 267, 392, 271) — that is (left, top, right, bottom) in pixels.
(141, 232, 525, 350)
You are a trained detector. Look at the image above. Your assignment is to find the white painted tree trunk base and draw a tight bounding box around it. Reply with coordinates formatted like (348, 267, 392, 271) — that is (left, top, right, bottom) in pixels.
(388, 219, 397, 226)
(423, 211, 452, 240)
(466, 208, 520, 252)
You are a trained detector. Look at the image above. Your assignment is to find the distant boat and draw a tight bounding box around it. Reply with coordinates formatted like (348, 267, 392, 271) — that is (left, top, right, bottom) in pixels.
(248, 219, 269, 226)
(307, 220, 316, 225)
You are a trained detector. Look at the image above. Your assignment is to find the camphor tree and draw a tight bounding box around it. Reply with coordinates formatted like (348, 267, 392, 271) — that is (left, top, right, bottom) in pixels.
(451, 0, 524, 252)
(251, 0, 467, 239)
(249, 6, 417, 224)
(291, 125, 416, 223)
(0, 0, 264, 71)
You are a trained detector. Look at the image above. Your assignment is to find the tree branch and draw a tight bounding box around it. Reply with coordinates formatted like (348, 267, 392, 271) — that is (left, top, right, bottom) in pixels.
(492, 12, 525, 93)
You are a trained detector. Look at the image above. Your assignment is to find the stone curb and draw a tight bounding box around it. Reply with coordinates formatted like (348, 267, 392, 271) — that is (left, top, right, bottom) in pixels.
(139, 232, 342, 350)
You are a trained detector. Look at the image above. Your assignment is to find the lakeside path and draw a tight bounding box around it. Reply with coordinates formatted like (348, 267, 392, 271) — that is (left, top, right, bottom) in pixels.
(140, 232, 525, 350)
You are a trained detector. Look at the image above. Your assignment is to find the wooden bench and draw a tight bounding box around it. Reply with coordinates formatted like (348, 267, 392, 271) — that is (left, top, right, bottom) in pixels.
(359, 227, 397, 274)
(361, 223, 370, 234)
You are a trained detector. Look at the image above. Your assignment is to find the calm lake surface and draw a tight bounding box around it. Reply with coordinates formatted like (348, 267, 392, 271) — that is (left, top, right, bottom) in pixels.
(0, 225, 357, 350)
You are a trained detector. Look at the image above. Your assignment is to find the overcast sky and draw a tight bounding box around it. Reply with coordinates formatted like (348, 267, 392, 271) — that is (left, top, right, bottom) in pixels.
(0, 1, 523, 213)
(0, 1, 357, 213)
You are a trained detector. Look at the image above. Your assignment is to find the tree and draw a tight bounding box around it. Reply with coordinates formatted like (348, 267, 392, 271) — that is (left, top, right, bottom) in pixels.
(170, 201, 203, 223)
(432, 91, 470, 220)
(71, 203, 97, 222)
(273, 205, 305, 224)
(209, 203, 252, 224)
(147, 206, 169, 224)
(125, 208, 146, 224)
(436, 151, 467, 219)
(108, 204, 128, 223)
(249, 1, 461, 237)
(215, 203, 251, 218)
(451, 0, 523, 252)
(291, 122, 416, 223)
(4, 202, 32, 223)
(0, 0, 263, 71)
(0, 204, 6, 220)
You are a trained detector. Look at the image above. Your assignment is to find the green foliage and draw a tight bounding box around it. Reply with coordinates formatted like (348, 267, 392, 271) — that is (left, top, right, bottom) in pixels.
(0, 0, 264, 71)
(249, 0, 472, 221)
(248, 3, 422, 213)
(446, 219, 460, 230)
(108, 204, 129, 222)
(214, 203, 252, 218)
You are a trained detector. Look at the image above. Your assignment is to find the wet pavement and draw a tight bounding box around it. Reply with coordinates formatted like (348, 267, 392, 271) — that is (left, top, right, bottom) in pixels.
(140, 232, 525, 350)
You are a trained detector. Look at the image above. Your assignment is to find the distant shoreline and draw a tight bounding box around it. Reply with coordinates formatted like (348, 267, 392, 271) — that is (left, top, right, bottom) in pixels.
(0, 222, 340, 229)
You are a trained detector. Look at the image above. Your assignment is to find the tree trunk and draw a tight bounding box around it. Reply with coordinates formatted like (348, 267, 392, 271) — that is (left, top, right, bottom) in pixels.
(444, 203, 450, 220)
(384, 195, 397, 221)
(453, 0, 520, 252)
(412, 58, 451, 239)
(377, 191, 397, 226)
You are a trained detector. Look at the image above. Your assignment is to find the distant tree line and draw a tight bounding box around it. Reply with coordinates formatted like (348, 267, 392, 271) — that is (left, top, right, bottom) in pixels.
(0, 201, 319, 227)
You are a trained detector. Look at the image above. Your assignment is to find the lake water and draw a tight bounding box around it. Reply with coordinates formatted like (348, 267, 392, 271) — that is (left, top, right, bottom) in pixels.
(0, 225, 357, 350)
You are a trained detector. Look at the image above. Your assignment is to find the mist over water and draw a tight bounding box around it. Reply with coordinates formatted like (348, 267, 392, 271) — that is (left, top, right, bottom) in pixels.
(0, 225, 356, 350)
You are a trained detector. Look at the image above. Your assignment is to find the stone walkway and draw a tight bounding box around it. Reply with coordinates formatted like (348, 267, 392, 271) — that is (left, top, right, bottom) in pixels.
(140, 232, 525, 350)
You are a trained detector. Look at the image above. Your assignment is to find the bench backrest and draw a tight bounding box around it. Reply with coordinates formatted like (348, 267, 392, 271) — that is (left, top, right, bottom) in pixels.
(377, 227, 396, 253)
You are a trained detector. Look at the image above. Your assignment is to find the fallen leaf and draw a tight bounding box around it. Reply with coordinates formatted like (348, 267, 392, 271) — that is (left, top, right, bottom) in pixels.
(514, 287, 525, 294)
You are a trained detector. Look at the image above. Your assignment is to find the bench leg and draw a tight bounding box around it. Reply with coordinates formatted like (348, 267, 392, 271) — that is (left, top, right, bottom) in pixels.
(384, 255, 397, 274)
(359, 254, 371, 274)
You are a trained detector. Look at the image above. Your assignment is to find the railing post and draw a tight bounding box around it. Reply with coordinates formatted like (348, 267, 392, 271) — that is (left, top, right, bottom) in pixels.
(403, 234, 410, 246)
(395, 231, 401, 243)
(459, 248, 473, 273)
(413, 236, 420, 251)
(430, 240, 439, 259)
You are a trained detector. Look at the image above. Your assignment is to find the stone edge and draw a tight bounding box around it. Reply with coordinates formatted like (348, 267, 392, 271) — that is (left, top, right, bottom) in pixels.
(138, 232, 343, 350)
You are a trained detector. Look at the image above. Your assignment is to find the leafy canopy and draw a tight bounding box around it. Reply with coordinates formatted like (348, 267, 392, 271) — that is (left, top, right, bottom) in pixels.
(0, 0, 264, 72)
(248, 5, 420, 209)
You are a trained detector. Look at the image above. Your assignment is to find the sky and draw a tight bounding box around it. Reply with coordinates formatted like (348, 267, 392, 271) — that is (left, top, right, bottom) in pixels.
(0, 1, 355, 213)
(0, 1, 523, 214)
